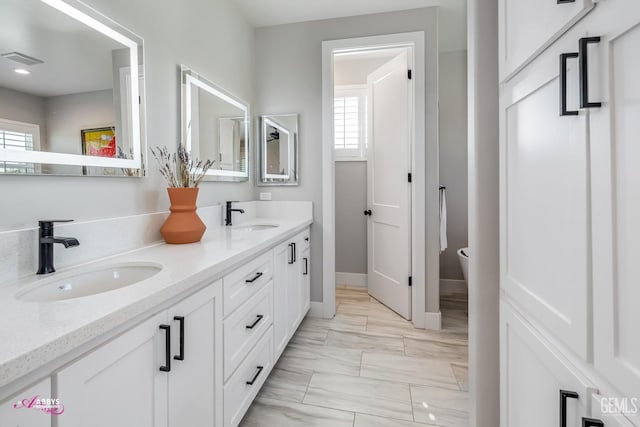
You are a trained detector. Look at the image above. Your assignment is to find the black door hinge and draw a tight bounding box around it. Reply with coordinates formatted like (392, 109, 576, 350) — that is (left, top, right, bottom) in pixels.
(408, 172, 412, 183)
(408, 69, 412, 80)
(408, 276, 412, 287)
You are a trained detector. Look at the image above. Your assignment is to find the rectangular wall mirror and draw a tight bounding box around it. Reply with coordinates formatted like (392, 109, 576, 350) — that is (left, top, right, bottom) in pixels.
(258, 114, 298, 186)
(0, 0, 146, 177)
(181, 65, 249, 182)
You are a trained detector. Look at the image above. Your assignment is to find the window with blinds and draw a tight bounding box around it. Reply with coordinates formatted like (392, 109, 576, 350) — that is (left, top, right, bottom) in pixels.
(334, 85, 367, 160)
(0, 119, 39, 174)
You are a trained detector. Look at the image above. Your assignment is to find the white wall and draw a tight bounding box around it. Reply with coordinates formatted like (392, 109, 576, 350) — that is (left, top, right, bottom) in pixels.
(334, 58, 388, 86)
(254, 8, 439, 304)
(439, 51, 469, 280)
(0, 0, 255, 230)
(0, 87, 47, 138)
(335, 161, 367, 275)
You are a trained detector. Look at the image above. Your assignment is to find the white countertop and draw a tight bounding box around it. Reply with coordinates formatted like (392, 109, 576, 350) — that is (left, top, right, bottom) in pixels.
(0, 211, 312, 392)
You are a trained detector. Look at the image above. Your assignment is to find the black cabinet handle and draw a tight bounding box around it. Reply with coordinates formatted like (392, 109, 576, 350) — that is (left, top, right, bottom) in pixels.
(159, 324, 171, 372)
(303, 258, 308, 275)
(288, 243, 294, 264)
(173, 316, 184, 361)
(579, 36, 602, 109)
(557, 0, 576, 3)
(560, 390, 579, 427)
(364, 209, 372, 216)
(246, 314, 264, 329)
(292, 243, 296, 263)
(582, 418, 604, 427)
(560, 53, 579, 116)
(245, 272, 263, 283)
(246, 366, 264, 385)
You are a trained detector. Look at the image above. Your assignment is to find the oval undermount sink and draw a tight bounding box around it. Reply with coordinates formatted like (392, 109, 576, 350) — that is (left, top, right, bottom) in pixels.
(232, 224, 279, 232)
(17, 262, 163, 302)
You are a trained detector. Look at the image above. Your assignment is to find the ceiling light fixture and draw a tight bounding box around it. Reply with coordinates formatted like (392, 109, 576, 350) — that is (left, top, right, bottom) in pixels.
(14, 68, 30, 75)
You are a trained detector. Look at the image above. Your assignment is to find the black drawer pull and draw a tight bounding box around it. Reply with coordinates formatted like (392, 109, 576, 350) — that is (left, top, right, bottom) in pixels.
(560, 390, 579, 427)
(557, 0, 576, 3)
(159, 324, 171, 372)
(582, 418, 604, 427)
(579, 36, 602, 109)
(292, 242, 296, 263)
(288, 243, 294, 264)
(560, 53, 579, 116)
(303, 258, 308, 275)
(245, 272, 263, 283)
(246, 314, 264, 329)
(173, 316, 184, 361)
(246, 366, 264, 385)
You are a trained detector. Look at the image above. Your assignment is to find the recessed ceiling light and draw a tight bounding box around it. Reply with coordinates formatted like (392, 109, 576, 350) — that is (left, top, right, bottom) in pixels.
(14, 68, 30, 75)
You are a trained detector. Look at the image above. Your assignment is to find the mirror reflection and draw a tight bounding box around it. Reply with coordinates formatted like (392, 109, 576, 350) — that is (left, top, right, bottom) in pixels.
(0, 0, 145, 176)
(258, 114, 298, 186)
(181, 66, 249, 182)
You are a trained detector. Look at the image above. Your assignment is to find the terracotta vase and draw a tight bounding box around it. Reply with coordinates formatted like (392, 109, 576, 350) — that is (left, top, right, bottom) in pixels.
(160, 187, 206, 244)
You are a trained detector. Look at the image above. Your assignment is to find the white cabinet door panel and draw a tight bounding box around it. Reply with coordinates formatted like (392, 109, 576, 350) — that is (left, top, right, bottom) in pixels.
(56, 312, 167, 427)
(501, 52, 590, 360)
(499, 0, 594, 81)
(167, 284, 220, 427)
(589, 9, 640, 404)
(273, 243, 290, 360)
(0, 379, 51, 427)
(500, 300, 595, 427)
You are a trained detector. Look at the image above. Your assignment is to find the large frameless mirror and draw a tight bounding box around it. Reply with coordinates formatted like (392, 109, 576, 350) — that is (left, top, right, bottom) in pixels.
(181, 65, 249, 182)
(258, 114, 298, 186)
(0, 0, 146, 177)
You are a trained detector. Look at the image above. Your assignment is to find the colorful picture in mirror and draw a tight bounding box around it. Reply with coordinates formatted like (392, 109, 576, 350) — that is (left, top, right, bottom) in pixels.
(81, 127, 116, 158)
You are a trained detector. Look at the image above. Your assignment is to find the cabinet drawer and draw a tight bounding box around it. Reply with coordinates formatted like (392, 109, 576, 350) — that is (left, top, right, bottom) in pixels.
(224, 282, 273, 380)
(501, 300, 595, 427)
(499, 0, 594, 81)
(224, 327, 273, 427)
(223, 251, 273, 317)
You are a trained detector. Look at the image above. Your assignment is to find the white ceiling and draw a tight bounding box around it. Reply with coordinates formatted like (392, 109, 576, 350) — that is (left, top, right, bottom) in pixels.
(236, 0, 467, 52)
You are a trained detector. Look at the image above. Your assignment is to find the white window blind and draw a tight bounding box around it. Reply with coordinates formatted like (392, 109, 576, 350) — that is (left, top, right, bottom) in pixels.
(0, 119, 39, 174)
(334, 86, 367, 160)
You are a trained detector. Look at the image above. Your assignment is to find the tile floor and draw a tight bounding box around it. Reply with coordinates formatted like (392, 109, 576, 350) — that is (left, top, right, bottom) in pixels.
(240, 286, 469, 427)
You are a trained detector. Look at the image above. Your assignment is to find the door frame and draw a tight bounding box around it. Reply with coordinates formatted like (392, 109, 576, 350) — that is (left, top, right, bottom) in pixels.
(321, 31, 435, 329)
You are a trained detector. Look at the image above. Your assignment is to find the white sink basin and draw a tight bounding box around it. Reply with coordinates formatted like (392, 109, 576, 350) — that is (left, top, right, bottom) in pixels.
(17, 263, 163, 302)
(232, 224, 279, 232)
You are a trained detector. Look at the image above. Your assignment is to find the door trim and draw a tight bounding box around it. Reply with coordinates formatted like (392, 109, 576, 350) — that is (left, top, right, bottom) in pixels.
(321, 31, 436, 329)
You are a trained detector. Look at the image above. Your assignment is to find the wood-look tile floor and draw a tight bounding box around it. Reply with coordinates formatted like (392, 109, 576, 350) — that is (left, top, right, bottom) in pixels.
(240, 286, 469, 427)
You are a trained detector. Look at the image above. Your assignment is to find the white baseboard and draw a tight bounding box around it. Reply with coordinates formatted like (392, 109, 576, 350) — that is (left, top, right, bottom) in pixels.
(308, 302, 324, 318)
(424, 311, 442, 330)
(440, 278, 467, 294)
(336, 272, 368, 287)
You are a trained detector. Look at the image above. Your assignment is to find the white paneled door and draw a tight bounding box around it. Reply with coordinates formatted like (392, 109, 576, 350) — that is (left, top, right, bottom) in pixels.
(366, 50, 412, 320)
(589, 7, 640, 408)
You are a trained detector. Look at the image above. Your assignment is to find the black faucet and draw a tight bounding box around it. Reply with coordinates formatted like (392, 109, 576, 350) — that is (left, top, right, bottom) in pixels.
(37, 220, 80, 275)
(225, 201, 245, 226)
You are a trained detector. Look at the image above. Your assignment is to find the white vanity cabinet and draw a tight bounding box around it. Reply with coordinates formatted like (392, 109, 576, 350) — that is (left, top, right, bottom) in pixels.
(56, 284, 222, 427)
(500, 1, 640, 425)
(286, 230, 311, 337)
(0, 379, 51, 427)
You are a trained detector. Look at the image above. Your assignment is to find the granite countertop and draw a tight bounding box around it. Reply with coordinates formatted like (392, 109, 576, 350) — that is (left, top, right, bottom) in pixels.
(0, 214, 312, 391)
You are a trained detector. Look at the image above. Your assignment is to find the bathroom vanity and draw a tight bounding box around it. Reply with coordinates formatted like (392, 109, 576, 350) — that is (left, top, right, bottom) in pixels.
(0, 202, 312, 427)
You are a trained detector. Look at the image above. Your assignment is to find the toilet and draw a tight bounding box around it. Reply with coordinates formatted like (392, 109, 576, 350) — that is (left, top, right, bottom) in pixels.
(457, 247, 469, 286)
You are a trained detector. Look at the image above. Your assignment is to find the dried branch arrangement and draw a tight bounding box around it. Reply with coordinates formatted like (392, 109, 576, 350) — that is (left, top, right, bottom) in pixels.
(150, 144, 215, 188)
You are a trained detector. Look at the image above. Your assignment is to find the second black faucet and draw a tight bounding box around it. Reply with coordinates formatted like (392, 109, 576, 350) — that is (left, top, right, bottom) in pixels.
(225, 201, 245, 226)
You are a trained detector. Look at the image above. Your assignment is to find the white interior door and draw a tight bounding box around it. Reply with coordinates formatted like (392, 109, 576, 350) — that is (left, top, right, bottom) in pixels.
(366, 50, 412, 320)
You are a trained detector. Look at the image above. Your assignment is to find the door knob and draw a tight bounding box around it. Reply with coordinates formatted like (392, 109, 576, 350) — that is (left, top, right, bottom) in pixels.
(364, 209, 372, 216)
